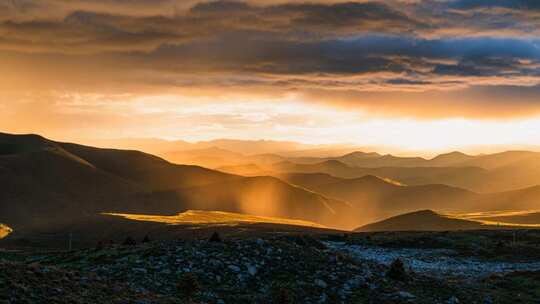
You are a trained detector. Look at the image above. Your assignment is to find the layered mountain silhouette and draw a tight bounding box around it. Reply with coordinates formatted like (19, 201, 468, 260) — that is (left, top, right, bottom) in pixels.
(3, 131, 540, 241)
(0, 133, 355, 237)
(93, 137, 540, 193)
(270, 156, 540, 193)
(278, 173, 540, 225)
(89, 138, 326, 158)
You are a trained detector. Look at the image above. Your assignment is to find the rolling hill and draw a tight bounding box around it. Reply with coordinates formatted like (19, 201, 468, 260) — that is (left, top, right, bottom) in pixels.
(278, 173, 540, 225)
(271, 157, 540, 193)
(107, 210, 327, 228)
(356, 209, 540, 232)
(456, 211, 540, 225)
(286, 150, 540, 170)
(278, 174, 479, 224)
(122, 140, 540, 193)
(0, 132, 354, 238)
(355, 210, 487, 232)
(133, 176, 358, 229)
(216, 163, 270, 176)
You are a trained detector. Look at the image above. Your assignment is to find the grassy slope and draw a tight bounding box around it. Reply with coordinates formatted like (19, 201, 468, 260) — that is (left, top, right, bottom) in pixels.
(356, 209, 540, 232)
(106, 210, 326, 228)
(356, 210, 486, 232)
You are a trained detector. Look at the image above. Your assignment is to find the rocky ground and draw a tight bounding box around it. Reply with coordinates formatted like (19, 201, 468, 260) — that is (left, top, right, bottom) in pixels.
(2, 230, 540, 303)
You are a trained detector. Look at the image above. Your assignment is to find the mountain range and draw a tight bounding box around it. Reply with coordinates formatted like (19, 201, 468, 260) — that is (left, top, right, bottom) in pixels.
(2, 131, 540, 245)
(277, 173, 540, 225)
(0, 133, 355, 238)
(130, 144, 540, 193)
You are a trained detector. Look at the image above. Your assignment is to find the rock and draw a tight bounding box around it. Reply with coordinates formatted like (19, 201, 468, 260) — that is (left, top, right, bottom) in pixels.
(132, 268, 147, 274)
(315, 279, 327, 289)
(447, 296, 460, 304)
(396, 291, 416, 300)
(386, 258, 408, 281)
(122, 237, 137, 246)
(209, 232, 223, 243)
(209, 259, 224, 268)
(228, 265, 241, 272)
(247, 265, 257, 276)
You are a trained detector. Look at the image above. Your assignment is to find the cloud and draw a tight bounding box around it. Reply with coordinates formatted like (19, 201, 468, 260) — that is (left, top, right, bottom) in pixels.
(1, 0, 540, 121)
(449, 0, 540, 10)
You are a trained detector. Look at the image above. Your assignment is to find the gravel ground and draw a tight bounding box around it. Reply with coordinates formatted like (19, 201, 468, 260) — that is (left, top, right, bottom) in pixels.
(326, 241, 540, 279)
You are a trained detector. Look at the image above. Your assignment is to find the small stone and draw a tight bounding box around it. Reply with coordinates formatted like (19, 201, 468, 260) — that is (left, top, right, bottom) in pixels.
(447, 296, 460, 304)
(396, 291, 416, 300)
(247, 265, 257, 276)
(315, 279, 327, 288)
(228, 265, 241, 272)
(132, 268, 147, 274)
(209, 232, 223, 243)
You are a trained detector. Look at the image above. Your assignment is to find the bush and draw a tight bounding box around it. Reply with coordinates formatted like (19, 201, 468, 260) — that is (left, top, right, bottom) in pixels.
(177, 272, 201, 300)
(386, 258, 408, 281)
(271, 286, 291, 304)
(209, 232, 222, 243)
(122, 236, 136, 246)
(95, 241, 104, 250)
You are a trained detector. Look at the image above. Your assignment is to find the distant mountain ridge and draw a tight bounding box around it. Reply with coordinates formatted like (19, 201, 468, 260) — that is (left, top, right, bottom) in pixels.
(271, 154, 540, 193)
(88, 136, 540, 193)
(0, 132, 356, 236)
(87, 137, 351, 157)
(279, 172, 540, 226)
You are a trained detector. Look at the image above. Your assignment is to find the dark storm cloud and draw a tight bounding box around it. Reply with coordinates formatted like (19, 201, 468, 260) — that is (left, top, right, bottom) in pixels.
(126, 35, 540, 85)
(2, 0, 540, 119)
(0, 0, 425, 53)
(449, 0, 540, 10)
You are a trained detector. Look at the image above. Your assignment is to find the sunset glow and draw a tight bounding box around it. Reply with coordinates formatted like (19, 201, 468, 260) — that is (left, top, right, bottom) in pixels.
(1, 0, 540, 153)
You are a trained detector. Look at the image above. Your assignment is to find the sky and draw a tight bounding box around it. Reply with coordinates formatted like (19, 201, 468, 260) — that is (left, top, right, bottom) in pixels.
(2, 0, 540, 152)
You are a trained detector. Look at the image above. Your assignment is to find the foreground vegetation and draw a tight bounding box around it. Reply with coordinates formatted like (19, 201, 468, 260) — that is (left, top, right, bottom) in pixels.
(2, 230, 540, 303)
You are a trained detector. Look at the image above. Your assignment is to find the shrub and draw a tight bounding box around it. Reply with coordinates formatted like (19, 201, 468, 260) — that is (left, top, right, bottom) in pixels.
(142, 235, 151, 243)
(272, 287, 291, 304)
(95, 241, 104, 250)
(386, 258, 408, 281)
(177, 272, 201, 300)
(209, 232, 222, 243)
(122, 236, 136, 246)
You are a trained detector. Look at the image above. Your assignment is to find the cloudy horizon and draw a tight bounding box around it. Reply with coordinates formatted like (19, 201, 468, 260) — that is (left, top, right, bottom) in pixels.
(2, 0, 540, 152)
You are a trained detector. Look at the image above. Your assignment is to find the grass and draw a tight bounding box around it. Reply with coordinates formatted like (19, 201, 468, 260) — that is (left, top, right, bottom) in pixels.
(105, 210, 327, 228)
(0, 224, 12, 239)
(444, 210, 540, 228)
